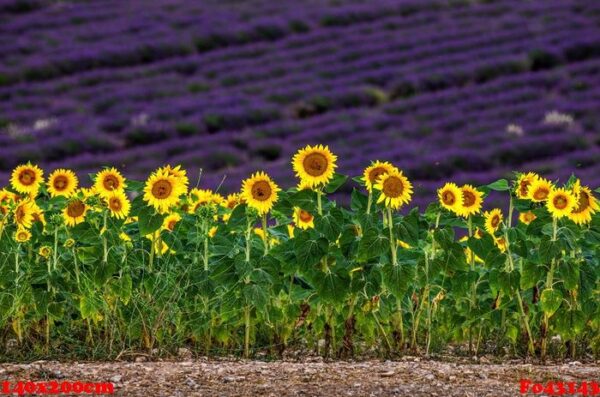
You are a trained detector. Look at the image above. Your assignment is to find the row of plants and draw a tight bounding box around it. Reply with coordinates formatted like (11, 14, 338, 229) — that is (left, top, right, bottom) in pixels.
(0, 145, 598, 360)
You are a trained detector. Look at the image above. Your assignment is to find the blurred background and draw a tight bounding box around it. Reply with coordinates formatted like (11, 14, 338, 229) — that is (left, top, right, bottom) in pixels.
(1, 0, 599, 207)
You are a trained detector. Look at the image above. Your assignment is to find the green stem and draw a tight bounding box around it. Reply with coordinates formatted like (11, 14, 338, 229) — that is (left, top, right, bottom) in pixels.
(507, 194, 514, 228)
(387, 207, 397, 266)
(149, 233, 155, 273)
(203, 220, 209, 272)
(317, 189, 323, 216)
(372, 312, 393, 353)
(515, 289, 536, 356)
(53, 227, 59, 272)
(244, 305, 251, 358)
(366, 191, 372, 215)
(102, 211, 108, 263)
(262, 213, 269, 255)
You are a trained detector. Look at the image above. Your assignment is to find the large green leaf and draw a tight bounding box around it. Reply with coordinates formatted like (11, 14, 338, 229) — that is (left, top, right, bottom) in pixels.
(357, 227, 389, 262)
(138, 206, 165, 236)
(540, 289, 563, 316)
(486, 179, 510, 191)
(520, 261, 544, 290)
(294, 232, 328, 268)
(323, 173, 348, 194)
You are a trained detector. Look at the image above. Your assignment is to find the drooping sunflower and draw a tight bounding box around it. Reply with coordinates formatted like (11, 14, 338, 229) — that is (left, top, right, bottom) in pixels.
(47, 169, 78, 197)
(143, 170, 187, 214)
(63, 199, 88, 227)
(293, 207, 315, 229)
(241, 171, 280, 214)
(458, 185, 483, 217)
(292, 144, 337, 188)
(11, 163, 44, 195)
(106, 190, 131, 219)
(568, 186, 598, 225)
(546, 188, 576, 219)
(13, 200, 35, 229)
(484, 208, 503, 235)
(163, 213, 181, 232)
(437, 183, 463, 214)
(528, 177, 553, 202)
(373, 170, 413, 210)
(515, 172, 539, 199)
(94, 168, 127, 198)
(519, 211, 537, 225)
(363, 161, 398, 192)
(38, 246, 52, 258)
(14, 228, 31, 243)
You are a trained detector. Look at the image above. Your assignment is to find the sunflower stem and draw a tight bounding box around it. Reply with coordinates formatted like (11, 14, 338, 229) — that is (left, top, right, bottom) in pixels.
(507, 194, 514, 228)
(387, 207, 397, 266)
(366, 191, 372, 215)
(149, 233, 155, 273)
(261, 213, 269, 255)
(53, 227, 59, 272)
(203, 219, 209, 272)
(244, 305, 251, 358)
(102, 210, 108, 264)
(317, 189, 323, 216)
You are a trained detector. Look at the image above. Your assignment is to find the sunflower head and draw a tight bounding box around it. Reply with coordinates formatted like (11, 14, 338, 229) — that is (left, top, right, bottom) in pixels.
(159, 165, 189, 189)
(163, 213, 182, 232)
(143, 170, 187, 214)
(11, 163, 44, 195)
(292, 144, 337, 188)
(241, 171, 280, 215)
(547, 188, 576, 219)
(38, 246, 52, 258)
(14, 228, 31, 243)
(528, 177, 553, 202)
(484, 208, 503, 235)
(518, 211, 537, 225)
(293, 207, 315, 230)
(363, 161, 398, 193)
(223, 193, 242, 210)
(208, 226, 218, 238)
(515, 172, 539, 199)
(95, 168, 127, 198)
(568, 186, 598, 225)
(374, 170, 413, 210)
(63, 199, 88, 227)
(106, 190, 131, 219)
(437, 183, 463, 214)
(458, 185, 483, 217)
(13, 200, 35, 229)
(494, 236, 507, 253)
(47, 169, 78, 197)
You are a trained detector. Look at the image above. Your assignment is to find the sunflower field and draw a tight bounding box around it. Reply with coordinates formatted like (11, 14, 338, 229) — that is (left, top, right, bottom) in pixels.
(0, 144, 599, 361)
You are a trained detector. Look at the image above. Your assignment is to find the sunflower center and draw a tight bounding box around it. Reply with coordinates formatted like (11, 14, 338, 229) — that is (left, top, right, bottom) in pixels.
(103, 175, 120, 191)
(442, 190, 456, 205)
(151, 179, 173, 199)
(19, 170, 36, 186)
(572, 191, 589, 214)
(553, 195, 568, 210)
(53, 175, 69, 191)
(67, 200, 85, 218)
(491, 215, 500, 228)
(15, 206, 25, 223)
(303, 153, 328, 177)
(298, 209, 313, 223)
(251, 180, 272, 202)
(519, 180, 531, 197)
(462, 190, 476, 207)
(533, 188, 549, 201)
(382, 176, 404, 198)
(109, 198, 122, 211)
(368, 167, 387, 184)
(17, 231, 28, 240)
(167, 220, 177, 231)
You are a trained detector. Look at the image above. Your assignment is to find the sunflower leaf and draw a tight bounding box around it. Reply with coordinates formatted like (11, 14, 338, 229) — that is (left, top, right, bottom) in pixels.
(486, 179, 510, 191)
(138, 207, 165, 236)
(323, 173, 348, 194)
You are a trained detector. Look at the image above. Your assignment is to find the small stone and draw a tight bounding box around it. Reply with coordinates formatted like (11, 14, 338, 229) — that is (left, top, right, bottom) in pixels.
(380, 371, 395, 377)
(110, 375, 123, 383)
(177, 348, 192, 360)
(449, 375, 457, 381)
(568, 361, 582, 366)
(135, 356, 147, 362)
(425, 374, 435, 381)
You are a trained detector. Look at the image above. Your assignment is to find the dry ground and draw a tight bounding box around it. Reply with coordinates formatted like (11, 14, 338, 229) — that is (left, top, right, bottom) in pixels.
(0, 357, 598, 396)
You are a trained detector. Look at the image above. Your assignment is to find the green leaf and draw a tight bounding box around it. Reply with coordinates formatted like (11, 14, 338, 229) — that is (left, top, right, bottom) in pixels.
(351, 188, 368, 212)
(119, 274, 133, 304)
(288, 189, 318, 213)
(138, 206, 165, 236)
(486, 179, 510, 191)
(294, 232, 328, 267)
(315, 207, 343, 241)
(323, 173, 348, 194)
(498, 270, 520, 295)
(312, 270, 350, 302)
(227, 204, 247, 229)
(381, 262, 414, 298)
(357, 227, 389, 262)
(540, 289, 563, 316)
(79, 296, 102, 323)
(558, 261, 579, 290)
(520, 261, 544, 290)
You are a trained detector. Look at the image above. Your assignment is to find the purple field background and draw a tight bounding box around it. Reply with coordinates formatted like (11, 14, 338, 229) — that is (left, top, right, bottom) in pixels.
(1, 0, 599, 207)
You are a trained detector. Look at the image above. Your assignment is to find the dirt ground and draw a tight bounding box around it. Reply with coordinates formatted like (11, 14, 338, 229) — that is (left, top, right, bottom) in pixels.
(0, 356, 598, 396)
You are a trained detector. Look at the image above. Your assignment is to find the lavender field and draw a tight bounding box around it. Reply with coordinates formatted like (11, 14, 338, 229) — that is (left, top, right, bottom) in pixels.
(1, 0, 600, 204)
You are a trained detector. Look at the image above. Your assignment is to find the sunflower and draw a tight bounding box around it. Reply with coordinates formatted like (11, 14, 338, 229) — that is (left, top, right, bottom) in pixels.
(94, 168, 127, 198)
(188, 188, 216, 213)
(363, 161, 398, 192)
(38, 246, 52, 258)
(438, 183, 463, 214)
(47, 169, 78, 197)
(528, 177, 553, 202)
(106, 190, 131, 219)
(292, 144, 337, 188)
(241, 172, 280, 214)
(515, 172, 539, 199)
(143, 170, 187, 214)
(373, 170, 413, 210)
(519, 211, 537, 225)
(13, 200, 35, 229)
(146, 232, 172, 255)
(223, 193, 243, 210)
(293, 207, 315, 229)
(208, 226, 218, 238)
(11, 163, 44, 194)
(494, 236, 507, 253)
(14, 228, 31, 243)
(459, 236, 483, 263)
(254, 227, 266, 241)
(546, 188, 576, 219)
(63, 199, 88, 227)
(163, 213, 181, 232)
(119, 232, 132, 242)
(568, 186, 598, 225)
(159, 164, 189, 189)
(287, 224, 295, 238)
(484, 208, 503, 235)
(458, 185, 483, 217)
(30, 203, 46, 227)
(397, 240, 411, 249)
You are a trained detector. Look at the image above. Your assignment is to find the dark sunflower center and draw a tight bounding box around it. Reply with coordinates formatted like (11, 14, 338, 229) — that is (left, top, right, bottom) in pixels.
(298, 209, 313, 223)
(109, 198, 122, 211)
(368, 167, 387, 184)
(15, 206, 25, 222)
(151, 180, 173, 199)
(32, 212, 41, 222)
(303, 153, 328, 177)
(463, 191, 476, 207)
(53, 175, 69, 191)
(519, 180, 531, 197)
(533, 188, 549, 200)
(103, 175, 120, 191)
(553, 195, 568, 210)
(442, 191, 456, 205)
(167, 220, 177, 231)
(251, 180, 272, 202)
(19, 170, 36, 186)
(17, 231, 28, 240)
(67, 200, 85, 218)
(382, 176, 404, 198)
(0, 206, 7, 216)
(491, 215, 500, 228)
(572, 192, 589, 214)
